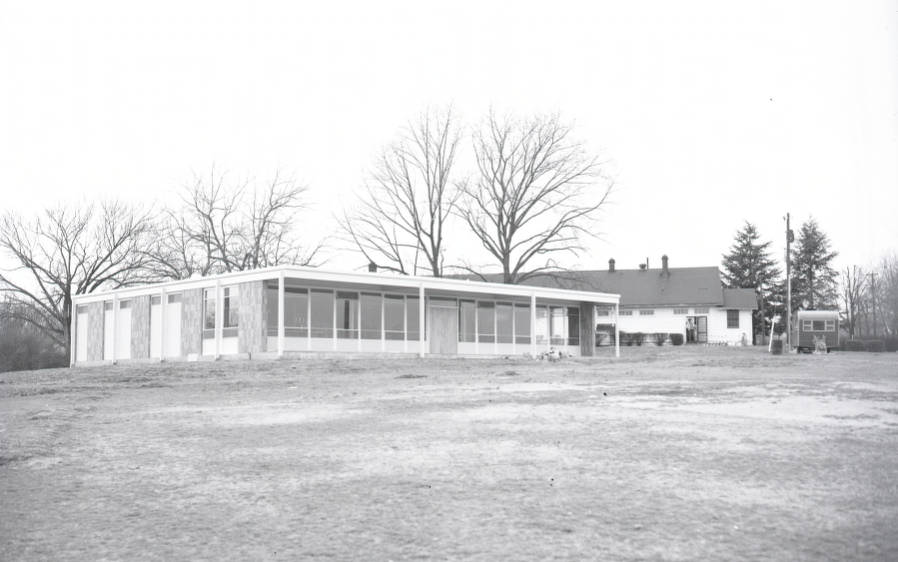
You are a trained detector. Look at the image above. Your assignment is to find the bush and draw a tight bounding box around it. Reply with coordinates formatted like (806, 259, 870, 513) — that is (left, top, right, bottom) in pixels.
(670, 333, 684, 346)
(633, 332, 646, 346)
(652, 332, 667, 346)
(867, 340, 884, 353)
(885, 338, 898, 352)
(844, 340, 866, 352)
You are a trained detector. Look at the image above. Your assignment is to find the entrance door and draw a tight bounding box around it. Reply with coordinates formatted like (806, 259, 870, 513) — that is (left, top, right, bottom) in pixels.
(429, 301, 458, 355)
(686, 315, 708, 344)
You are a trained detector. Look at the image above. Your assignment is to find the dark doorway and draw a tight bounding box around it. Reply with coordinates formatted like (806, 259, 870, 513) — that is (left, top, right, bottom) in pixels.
(686, 316, 707, 344)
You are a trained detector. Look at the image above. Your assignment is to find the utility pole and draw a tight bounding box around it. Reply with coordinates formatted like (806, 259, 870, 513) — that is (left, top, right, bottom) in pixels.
(870, 272, 877, 338)
(785, 213, 793, 350)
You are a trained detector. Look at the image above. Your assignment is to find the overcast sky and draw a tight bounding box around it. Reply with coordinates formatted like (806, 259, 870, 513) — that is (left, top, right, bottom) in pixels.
(1, 0, 896, 275)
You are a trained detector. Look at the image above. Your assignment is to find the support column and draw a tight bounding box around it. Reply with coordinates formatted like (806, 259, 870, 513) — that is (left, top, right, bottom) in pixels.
(277, 272, 285, 357)
(111, 295, 118, 363)
(215, 281, 222, 359)
(69, 300, 77, 367)
(579, 302, 596, 357)
(614, 302, 620, 358)
(159, 289, 166, 361)
(418, 284, 425, 357)
(530, 293, 537, 356)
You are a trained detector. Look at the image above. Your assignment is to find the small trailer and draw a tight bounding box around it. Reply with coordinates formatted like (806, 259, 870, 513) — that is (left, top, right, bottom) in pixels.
(795, 310, 840, 353)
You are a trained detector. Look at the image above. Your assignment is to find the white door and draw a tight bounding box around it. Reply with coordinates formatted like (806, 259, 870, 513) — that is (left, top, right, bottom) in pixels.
(75, 309, 89, 363)
(163, 296, 182, 357)
(150, 301, 162, 358)
(115, 301, 132, 360)
(103, 306, 114, 361)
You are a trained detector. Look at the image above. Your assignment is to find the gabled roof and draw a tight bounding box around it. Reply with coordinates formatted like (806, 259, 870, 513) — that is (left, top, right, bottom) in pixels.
(456, 267, 727, 308)
(723, 288, 758, 309)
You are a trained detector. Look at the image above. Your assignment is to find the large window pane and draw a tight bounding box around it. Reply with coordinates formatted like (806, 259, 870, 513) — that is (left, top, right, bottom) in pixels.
(203, 288, 216, 339)
(384, 295, 404, 340)
(310, 289, 335, 338)
(266, 285, 278, 334)
(336, 291, 359, 339)
(459, 300, 475, 342)
(222, 286, 239, 337)
(567, 306, 580, 346)
(266, 286, 309, 337)
(550, 306, 566, 345)
(496, 303, 513, 344)
(514, 304, 531, 345)
(406, 297, 420, 341)
(361, 293, 382, 339)
(535, 306, 548, 344)
(477, 302, 495, 343)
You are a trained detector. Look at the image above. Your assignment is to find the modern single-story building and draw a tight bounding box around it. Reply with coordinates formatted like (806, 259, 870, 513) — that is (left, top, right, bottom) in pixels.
(70, 266, 621, 366)
(458, 256, 758, 346)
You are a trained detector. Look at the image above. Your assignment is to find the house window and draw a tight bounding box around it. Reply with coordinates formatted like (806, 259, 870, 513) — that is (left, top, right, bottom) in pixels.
(567, 307, 580, 346)
(618, 310, 633, 316)
(266, 286, 310, 337)
(360, 293, 382, 339)
(496, 303, 513, 344)
(514, 304, 530, 345)
(222, 287, 238, 336)
(596, 309, 610, 317)
(673, 308, 689, 315)
(535, 307, 549, 344)
(459, 300, 476, 343)
(802, 320, 813, 331)
(203, 289, 215, 338)
(310, 289, 335, 338)
(119, 300, 131, 309)
(825, 320, 835, 331)
(550, 306, 566, 346)
(406, 296, 421, 341)
(151, 295, 161, 306)
(727, 309, 739, 329)
(384, 295, 405, 341)
(336, 292, 359, 339)
(639, 310, 654, 316)
(694, 307, 709, 314)
(477, 302, 496, 343)
(104, 301, 113, 311)
(167, 293, 182, 304)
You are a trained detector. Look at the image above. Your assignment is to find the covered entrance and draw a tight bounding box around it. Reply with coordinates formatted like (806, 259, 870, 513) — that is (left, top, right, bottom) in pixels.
(686, 315, 707, 343)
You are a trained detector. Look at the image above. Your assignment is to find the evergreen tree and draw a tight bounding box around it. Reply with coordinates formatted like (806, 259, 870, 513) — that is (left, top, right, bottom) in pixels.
(721, 221, 782, 343)
(791, 217, 839, 311)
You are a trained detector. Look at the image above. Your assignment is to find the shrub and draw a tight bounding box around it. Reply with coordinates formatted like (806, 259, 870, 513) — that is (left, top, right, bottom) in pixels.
(653, 332, 667, 346)
(633, 332, 646, 346)
(844, 340, 866, 352)
(867, 340, 884, 353)
(885, 338, 898, 352)
(670, 333, 684, 346)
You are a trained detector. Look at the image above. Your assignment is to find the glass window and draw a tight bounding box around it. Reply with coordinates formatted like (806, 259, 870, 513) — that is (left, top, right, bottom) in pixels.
(222, 286, 238, 336)
(812, 320, 825, 331)
(567, 307, 580, 346)
(825, 320, 835, 331)
(77, 304, 88, 314)
(104, 301, 113, 311)
(618, 310, 633, 316)
(535, 306, 548, 344)
(336, 291, 359, 339)
(727, 309, 739, 329)
(151, 295, 161, 306)
(496, 303, 513, 344)
(550, 306, 566, 346)
(514, 304, 531, 345)
(406, 296, 420, 341)
(119, 300, 131, 309)
(167, 293, 181, 304)
(477, 302, 495, 343)
(694, 307, 709, 314)
(802, 320, 813, 331)
(459, 300, 476, 343)
(310, 289, 335, 338)
(639, 309, 654, 316)
(673, 308, 689, 315)
(361, 293, 382, 339)
(267, 286, 310, 337)
(203, 289, 215, 338)
(384, 295, 405, 340)
(596, 309, 610, 317)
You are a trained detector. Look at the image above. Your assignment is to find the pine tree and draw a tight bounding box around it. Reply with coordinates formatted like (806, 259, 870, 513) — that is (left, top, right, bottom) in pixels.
(721, 221, 782, 343)
(791, 218, 839, 311)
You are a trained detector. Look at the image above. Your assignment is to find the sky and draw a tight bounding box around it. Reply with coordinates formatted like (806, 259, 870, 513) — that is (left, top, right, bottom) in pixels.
(1, 0, 896, 277)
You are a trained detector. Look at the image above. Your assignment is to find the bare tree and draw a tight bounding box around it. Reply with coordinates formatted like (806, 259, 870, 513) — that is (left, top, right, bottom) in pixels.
(148, 168, 322, 279)
(840, 265, 866, 339)
(339, 109, 462, 276)
(457, 112, 613, 284)
(0, 202, 154, 352)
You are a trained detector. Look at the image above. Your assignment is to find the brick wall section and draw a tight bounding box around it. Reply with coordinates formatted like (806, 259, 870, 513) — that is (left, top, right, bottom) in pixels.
(86, 302, 105, 361)
(579, 302, 596, 357)
(181, 288, 204, 356)
(238, 280, 267, 354)
(130, 295, 151, 359)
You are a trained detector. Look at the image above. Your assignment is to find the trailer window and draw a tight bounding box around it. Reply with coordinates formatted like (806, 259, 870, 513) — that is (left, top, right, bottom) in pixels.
(812, 320, 825, 331)
(802, 320, 813, 331)
(825, 320, 835, 331)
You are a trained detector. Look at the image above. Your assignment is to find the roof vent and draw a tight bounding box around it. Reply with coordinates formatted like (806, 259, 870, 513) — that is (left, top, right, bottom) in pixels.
(608, 258, 615, 273)
(368, 262, 377, 273)
(662, 254, 669, 275)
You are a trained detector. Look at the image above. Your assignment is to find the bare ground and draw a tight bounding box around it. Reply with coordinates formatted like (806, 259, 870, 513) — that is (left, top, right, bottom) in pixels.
(1, 347, 897, 561)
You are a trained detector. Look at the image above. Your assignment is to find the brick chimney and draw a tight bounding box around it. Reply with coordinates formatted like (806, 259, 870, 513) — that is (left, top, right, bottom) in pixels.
(368, 262, 377, 273)
(662, 254, 669, 275)
(608, 258, 615, 273)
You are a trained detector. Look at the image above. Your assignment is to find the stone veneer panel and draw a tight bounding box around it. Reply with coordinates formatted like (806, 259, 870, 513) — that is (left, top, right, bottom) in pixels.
(238, 280, 267, 355)
(86, 302, 105, 361)
(181, 288, 204, 356)
(130, 295, 151, 359)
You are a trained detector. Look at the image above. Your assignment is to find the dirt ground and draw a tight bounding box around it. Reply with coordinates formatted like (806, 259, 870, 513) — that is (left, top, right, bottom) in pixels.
(1, 347, 897, 561)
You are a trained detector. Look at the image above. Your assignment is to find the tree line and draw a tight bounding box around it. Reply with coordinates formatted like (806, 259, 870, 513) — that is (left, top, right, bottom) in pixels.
(0, 109, 614, 370)
(721, 219, 898, 344)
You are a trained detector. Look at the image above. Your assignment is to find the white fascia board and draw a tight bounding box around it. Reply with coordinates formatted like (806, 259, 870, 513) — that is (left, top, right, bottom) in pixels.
(72, 265, 620, 306)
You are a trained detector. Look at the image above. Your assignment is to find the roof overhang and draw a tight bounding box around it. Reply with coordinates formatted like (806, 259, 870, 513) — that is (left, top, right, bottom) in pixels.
(72, 265, 621, 306)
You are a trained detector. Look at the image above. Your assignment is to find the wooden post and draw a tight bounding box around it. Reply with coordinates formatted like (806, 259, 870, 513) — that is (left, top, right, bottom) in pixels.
(530, 293, 537, 356)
